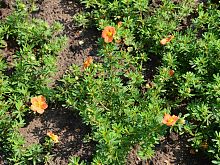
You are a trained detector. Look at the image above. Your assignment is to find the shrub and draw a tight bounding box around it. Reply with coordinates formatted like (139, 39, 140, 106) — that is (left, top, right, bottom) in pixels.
(67, 0, 220, 163)
(57, 52, 169, 164)
(0, 1, 67, 164)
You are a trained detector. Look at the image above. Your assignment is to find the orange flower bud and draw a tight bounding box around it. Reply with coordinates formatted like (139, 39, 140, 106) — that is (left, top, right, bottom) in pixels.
(160, 35, 174, 45)
(162, 114, 179, 126)
(83, 56, 93, 69)
(102, 26, 116, 43)
(169, 69, 175, 77)
(160, 38, 168, 45)
(47, 131, 59, 143)
(30, 95, 48, 114)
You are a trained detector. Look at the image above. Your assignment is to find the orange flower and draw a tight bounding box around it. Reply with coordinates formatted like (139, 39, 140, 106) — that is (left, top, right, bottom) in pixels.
(30, 95, 48, 114)
(160, 35, 174, 45)
(47, 131, 59, 143)
(83, 56, 93, 69)
(162, 114, 179, 126)
(169, 69, 175, 77)
(102, 26, 116, 43)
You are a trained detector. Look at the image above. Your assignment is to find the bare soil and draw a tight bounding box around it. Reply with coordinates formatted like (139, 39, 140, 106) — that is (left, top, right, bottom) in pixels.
(147, 133, 211, 165)
(33, 0, 98, 80)
(127, 132, 211, 165)
(20, 105, 95, 164)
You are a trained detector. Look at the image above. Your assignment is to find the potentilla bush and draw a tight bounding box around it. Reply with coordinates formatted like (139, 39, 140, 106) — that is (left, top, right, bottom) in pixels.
(76, 0, 197, 58)
(57, 43, 183, 164)
(161, 2, 220, 164)
(72, 0, 220, 163)
(58, 57, 165, 164)
(0, 1, 67, 164)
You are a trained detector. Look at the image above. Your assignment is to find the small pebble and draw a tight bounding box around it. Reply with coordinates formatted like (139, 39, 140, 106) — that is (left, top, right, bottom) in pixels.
(79, 40, 84, 45)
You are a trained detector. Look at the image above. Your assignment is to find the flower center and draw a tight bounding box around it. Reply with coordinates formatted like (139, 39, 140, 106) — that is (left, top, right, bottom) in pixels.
(35, 101, 40, 107)
(35, 101, 43, 108)
(167, 118, 174, 124)
(107, 31, 113, 37)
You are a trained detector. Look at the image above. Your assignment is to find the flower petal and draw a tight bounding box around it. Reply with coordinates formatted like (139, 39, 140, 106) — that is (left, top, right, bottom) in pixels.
(40, 102, 48, 110)
(31, 97, 38, 104)
(37, 109, 45, 114)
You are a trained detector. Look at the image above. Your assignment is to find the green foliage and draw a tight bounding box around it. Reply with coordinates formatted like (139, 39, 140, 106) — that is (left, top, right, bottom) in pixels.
(62, 0, 220, 163)
(68, 156, 86, 165)
(57, 51, 167, 164)
(73, 12, 90, 28)
(0, 1, 67, 164)
(1, 0, 220, 164)
(160, 2, 220, 163)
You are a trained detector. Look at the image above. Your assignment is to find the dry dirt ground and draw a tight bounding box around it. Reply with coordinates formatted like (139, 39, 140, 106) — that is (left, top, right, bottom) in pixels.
(0, 0, 212, 164)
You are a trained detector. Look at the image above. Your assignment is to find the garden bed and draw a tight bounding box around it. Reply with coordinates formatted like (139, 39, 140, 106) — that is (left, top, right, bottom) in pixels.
(0, 0, 219, 164)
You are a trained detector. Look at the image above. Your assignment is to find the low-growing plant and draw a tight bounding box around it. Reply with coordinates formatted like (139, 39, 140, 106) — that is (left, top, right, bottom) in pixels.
(63, 0, 219, 163)
(160, 2, 220, 163)
(68, 156, 86, 165)
(73, 12, 90, 28)
(1, 0, 219, 164)
(57, 50, 179, 164)
(0, 1, 67, 164)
